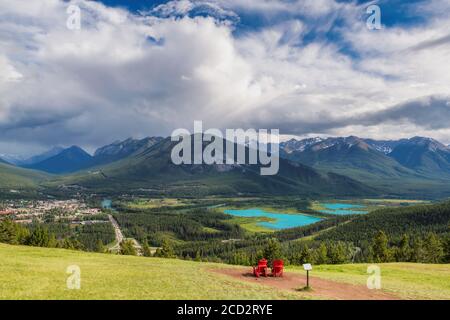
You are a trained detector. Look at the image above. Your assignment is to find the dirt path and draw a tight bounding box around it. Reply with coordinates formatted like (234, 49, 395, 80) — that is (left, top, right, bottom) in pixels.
(210, 268, 399, 300)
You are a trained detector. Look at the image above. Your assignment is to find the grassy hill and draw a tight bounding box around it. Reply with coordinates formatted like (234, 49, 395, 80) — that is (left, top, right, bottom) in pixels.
(0, 243, 449, 300)
(0, 162, 49, 191)
(0, 243, 298, 300)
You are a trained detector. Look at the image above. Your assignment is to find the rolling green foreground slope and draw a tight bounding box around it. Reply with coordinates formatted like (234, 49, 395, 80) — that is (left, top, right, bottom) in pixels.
(0, 244, 298, 300)
(1, 244, 449, 300)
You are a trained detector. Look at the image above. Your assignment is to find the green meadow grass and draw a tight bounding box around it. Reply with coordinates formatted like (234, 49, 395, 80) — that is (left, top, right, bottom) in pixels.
(289, 263, 450, 300)
(1, 244, 448, 300)
(0, 244, 298, 300)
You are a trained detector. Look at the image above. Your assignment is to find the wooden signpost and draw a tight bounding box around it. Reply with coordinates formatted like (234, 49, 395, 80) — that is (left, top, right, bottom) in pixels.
(303, 263, 312, 288)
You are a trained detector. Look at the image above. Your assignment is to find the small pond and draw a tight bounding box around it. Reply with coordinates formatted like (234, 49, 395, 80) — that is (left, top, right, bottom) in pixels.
(318, 203, 368, 215)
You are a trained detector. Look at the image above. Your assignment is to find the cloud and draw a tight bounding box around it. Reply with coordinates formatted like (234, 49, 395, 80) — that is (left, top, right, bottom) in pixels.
(406, 33, 450, 52)
(258, 95, 450, 142)
(0, 0, 450, 155)
(0, 56, 23, 83)
(358, 96, 450, 130)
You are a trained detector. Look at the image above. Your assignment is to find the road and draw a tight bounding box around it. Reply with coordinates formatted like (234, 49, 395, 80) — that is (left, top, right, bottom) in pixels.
(108, 214, 142, 255)
(108, 214, 124, 246)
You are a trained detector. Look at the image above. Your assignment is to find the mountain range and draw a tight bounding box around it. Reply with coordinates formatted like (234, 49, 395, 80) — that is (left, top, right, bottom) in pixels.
(92, 137, 163, 166)
(20, 137, 164, 174)
(279, 136, 450, 197)
(388, 137, 450, 176)
(281, 136, 418, 179)
(45, 136, 373, 197)
(21, 147, 65, 166)
(2, 135, 450, 198)
(280, 136, 450, 178)
(24, 146, 94, 174)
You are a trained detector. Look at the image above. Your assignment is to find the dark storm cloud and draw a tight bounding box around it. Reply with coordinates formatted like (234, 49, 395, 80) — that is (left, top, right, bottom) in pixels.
(358, 96, 450, 130)
(407, 33, 450, 52)
(0, 107, 82, 132)
(265, 96, 450, 135)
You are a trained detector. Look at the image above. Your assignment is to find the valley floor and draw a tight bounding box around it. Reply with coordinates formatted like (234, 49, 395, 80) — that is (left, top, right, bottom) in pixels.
(1, 244, 449, 300)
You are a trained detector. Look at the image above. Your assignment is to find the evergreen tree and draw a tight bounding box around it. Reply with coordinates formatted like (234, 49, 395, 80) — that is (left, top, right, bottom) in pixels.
(230, 251, 250, 266)
(263, 238, 282, 266)
(60, 238, 74, 250)
(395, 234, 411, 262)
(370, 230, 391, 263)
(422, 232, 444, 263)
(154, 248, 162, 257)
(48, 233, 58, 248)
(298, 245, 312, 265)
(315, 242, 328, 265)
(0, 219, 19, 244)
(73, 239, 85, 250)
(411, 236, 425, 262)
(155, 239, 175, 258)
(443, 235, 450, 263)
(142, 241, 152, 257)
(328, 242, 347, 264)
(120, 239, 137, 256)
(251, 249, 265, 265)
(96, 240, 105, 253)
(194, 251, 202, 262)
(60, 238, 84, 250)
(27, 226, 51, 247)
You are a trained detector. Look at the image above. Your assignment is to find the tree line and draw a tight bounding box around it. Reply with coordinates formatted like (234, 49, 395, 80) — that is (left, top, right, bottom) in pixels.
(0, 219, 115, 252)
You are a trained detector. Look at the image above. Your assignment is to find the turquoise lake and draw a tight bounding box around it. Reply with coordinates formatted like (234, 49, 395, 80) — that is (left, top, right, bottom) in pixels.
(224, 208, 322, 230)
(101, 199, 112, 209)
(319, 203, 368, 215)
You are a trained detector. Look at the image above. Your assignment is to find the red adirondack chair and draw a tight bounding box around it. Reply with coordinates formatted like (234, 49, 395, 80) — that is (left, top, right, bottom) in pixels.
(253, 258, 269, 277)
(271, 259, 284, 277)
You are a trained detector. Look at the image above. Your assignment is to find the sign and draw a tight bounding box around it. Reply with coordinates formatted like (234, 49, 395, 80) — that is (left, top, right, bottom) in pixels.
(303, 263, 312, 288)
(303, 263, 312, 271)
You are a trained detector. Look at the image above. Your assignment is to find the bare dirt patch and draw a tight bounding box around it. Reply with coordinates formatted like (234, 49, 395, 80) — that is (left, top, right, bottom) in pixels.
(210, 267, 400, 300)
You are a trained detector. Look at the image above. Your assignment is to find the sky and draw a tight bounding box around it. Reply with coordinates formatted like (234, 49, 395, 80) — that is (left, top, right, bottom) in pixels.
(0, 0, 450, 155)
